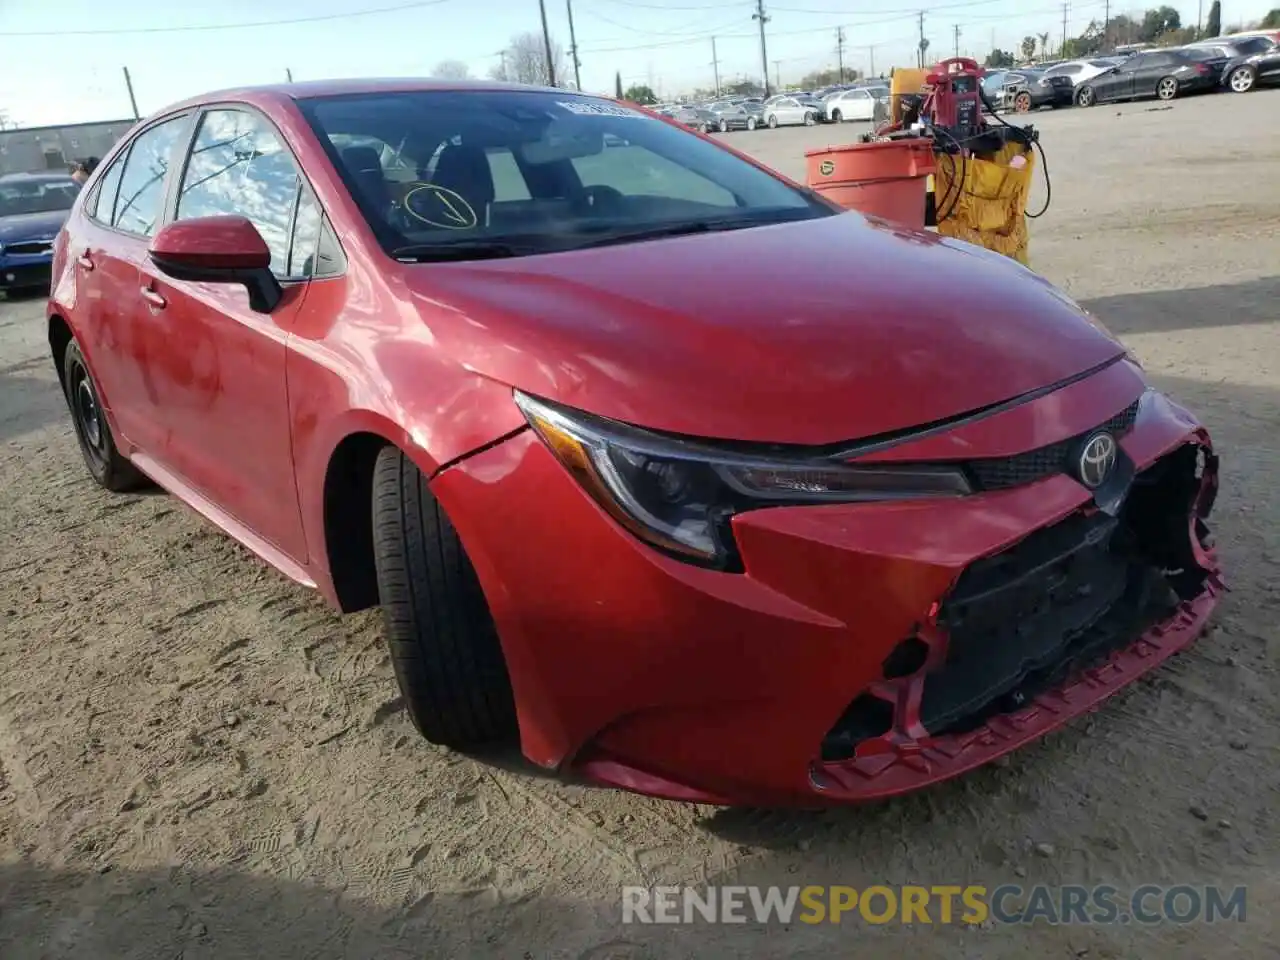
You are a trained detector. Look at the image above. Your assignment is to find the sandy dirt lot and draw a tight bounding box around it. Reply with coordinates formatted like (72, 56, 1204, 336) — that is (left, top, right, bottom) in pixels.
(1, 90, 1277, 959)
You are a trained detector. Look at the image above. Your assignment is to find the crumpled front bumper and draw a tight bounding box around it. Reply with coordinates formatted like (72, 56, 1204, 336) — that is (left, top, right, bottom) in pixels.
(432, 386, 1221, 806)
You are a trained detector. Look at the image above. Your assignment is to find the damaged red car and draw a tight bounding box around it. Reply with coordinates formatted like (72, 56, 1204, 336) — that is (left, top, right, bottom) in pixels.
(48, 80, 1222, 805)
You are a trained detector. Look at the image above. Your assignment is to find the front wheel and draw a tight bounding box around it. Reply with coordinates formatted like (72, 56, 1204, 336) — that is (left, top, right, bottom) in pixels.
(831, 109, 843, 123)
(1014, 91, 1033, 113)
(1228, 66, 1256, 93)
(746, 116, 757, 130)
(767, 114, 778, 128)
(1157, 76, 1179, 101)
(1076, 85, 1095, 107)
(718, 118, 728, 133)
(371, 447, 518, 748)
(803, 112, 816, 126)
(62, 340, 148, 492)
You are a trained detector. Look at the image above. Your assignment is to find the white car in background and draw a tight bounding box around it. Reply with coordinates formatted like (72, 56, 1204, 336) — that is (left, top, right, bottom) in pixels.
(824, 86, 889, 122)
(1040, 58, 1126, 86)
(763, 95, 822, 127)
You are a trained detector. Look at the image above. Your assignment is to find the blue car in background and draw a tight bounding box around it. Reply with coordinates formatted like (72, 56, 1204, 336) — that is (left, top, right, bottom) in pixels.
(0, 172, 81, 294)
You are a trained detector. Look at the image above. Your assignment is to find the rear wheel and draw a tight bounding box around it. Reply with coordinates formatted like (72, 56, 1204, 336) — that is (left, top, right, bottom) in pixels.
(1228, 66, 1256, 93)
(746, 116, 757, 130)
(718, 118, 728, 133)
(1014, 91, 1033, 113)
(1076, 85, 1095, 107)
(62, 340, 148, 492)
(1157, 76, 1179, 100)
(767, 114, 778, 128)
(803, 112, 817, 126)
(371, 446, 517, 748)
(831, 108, 843, 123)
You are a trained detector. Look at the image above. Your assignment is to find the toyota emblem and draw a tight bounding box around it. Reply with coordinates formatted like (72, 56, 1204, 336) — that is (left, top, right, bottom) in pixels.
(1077, 432, 1118, 489)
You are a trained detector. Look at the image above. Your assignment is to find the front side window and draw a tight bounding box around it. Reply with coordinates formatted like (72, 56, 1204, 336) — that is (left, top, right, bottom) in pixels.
(298, 90, 829, 261)
(176, 109, 300, 274)
(113, 116, 188, 236)
(89, 154, 126, 224)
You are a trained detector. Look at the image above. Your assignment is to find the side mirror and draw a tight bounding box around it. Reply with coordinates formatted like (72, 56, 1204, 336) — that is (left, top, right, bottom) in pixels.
(148, 215, 282, 314)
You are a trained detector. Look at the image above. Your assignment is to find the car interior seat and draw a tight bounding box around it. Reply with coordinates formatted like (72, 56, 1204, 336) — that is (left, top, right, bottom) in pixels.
(340, 146, 393, 216)
(427, 144, 496, 227)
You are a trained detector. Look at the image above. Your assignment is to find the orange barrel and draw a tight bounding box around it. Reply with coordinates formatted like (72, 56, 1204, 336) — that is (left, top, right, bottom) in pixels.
(805, 138, 937, 229)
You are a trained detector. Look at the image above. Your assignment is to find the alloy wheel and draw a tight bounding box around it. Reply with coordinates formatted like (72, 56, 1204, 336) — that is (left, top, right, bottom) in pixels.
(1229, 67, 1255, 93)
(1015, 92, 1032, 113)
(1077, 86, 1094, 107)
(804, 112, 816, 125)
(1157, 77, 1178, 100)
(719, 118, 728, 133)
(768, 114, 777, 128)
(747, 116, 757, 130)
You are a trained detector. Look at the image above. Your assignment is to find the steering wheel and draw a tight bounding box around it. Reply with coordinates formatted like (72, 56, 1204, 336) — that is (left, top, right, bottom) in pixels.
(574, 184, 626, 217)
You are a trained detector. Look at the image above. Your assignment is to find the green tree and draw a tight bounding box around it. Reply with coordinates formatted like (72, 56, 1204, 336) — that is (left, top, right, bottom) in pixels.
(622, 83, 657, 105)
(1020, 35, 1038, 60)
(1206, 1, 1222, 36)
(1140, 5, 1181, 41)
(984, 48, 1015, 68)
(1257, 8, 1278, 28)
(799, 67, 857, 89)
(614, 71, 623, 99)
(1038, 31, 1050, 57)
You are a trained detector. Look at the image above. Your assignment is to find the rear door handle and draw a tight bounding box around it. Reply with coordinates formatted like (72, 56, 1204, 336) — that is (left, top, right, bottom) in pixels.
(76, 253, 94, 271)
(140, 286, 167, 310)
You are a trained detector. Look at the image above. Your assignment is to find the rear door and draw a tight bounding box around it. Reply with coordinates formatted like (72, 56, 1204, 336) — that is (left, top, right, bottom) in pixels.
(74, 114, 192, 451)
(135, 106, 328, 561)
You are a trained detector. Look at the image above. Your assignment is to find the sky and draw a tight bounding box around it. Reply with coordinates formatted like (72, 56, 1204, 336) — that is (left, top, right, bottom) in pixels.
(1, 0, 1274, 126)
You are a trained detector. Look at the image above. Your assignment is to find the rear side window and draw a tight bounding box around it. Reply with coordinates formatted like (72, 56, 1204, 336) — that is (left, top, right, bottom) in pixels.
(89, 153, 126, 224)
(176, 109, 301, 275)
(112, 116, 188, 236)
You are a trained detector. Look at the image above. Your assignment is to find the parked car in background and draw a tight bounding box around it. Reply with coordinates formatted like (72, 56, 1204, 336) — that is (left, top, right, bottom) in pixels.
(0, 172, 81, 294)
(824, 86, 888, 122)
(1040, 58, 1127, 86)
(1075, 50, 1222, 106)
(707, 100, 763, 131)
(1179, 37, 1280, 93)
(763, 95, 822, 127)
(664, 105, 719, 133)
(996, 70, 1076, 112)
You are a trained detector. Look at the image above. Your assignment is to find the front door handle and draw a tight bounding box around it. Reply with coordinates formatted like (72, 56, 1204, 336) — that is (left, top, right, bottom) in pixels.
(140, 286, 167, 310)
(76, 253, 94, 271)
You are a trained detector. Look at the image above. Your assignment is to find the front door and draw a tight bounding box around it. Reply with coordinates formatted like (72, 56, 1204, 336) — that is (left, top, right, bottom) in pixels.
(133, 106, 312, 562)
(1132, 53, 1169, 97)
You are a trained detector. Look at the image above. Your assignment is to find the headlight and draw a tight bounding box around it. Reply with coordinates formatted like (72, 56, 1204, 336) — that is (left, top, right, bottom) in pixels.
(515, 392, 971, 570)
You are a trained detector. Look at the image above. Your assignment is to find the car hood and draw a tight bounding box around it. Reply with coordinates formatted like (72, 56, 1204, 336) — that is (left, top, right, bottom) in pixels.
(409, 212, 1126, 446)
(0, 210, 68, 243)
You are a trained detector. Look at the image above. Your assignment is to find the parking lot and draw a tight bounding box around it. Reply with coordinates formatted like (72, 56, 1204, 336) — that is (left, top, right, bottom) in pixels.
(1, 89, 1277, 959)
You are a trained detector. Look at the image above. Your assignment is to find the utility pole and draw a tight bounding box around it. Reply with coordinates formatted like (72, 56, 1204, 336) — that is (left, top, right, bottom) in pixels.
(285, 67, 293, 82)
(537, 0, 557, 87)
(917, 11, 927, 69)
(122, 66, 139, 120)
(1197, 0, 1203, 37)
(868, 44, 876, 77)
(753, 0, 772, 97)
(836, 27, 846, 83)
(1103, 0, 1110, 48)
(711, 37, 721, 95)
(1061, 3, 1069, 58)
(566, 0, 582, 90)
(953, 24, 961, 58)
(772, 59, 781, 90)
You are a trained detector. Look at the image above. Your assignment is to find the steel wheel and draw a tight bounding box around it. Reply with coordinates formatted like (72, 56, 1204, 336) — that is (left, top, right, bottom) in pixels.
(69, 358, 107, 472)
(1014, 92, 1032, 113)
(1157, 77, 1178, 100)
(1229, 66, 1255, 93)
(1077, 86, 1095, 107)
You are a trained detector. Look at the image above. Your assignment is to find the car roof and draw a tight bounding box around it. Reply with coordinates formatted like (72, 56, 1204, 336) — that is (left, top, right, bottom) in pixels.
(156, 77, 577, 116)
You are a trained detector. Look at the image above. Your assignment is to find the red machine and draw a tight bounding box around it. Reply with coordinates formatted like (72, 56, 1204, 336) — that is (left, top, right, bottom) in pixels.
(924, 57, 986, 141)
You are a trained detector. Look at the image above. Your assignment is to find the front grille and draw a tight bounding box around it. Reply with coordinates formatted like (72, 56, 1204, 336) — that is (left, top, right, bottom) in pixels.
(966, 398, 1140, 491)
(4, 240, 53, 256)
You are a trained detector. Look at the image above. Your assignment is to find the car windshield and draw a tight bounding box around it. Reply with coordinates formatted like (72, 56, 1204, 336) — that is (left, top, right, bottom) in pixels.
(299, 90, 830, 260)
(0, 178, 79, 217)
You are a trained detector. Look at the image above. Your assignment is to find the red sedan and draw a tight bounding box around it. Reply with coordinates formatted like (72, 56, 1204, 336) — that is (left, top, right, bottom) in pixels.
(47, 79, 1222, 805)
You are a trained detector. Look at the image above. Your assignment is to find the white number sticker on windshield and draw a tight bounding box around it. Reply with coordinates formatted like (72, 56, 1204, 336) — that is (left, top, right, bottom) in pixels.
(556, 101, 648, 119)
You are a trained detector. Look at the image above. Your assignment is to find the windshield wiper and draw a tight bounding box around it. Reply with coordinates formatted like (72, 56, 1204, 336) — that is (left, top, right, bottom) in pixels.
(392, 240, 531, 262)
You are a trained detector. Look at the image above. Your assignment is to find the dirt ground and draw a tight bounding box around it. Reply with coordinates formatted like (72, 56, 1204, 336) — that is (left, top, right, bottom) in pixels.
(1, 90, 1277, 959)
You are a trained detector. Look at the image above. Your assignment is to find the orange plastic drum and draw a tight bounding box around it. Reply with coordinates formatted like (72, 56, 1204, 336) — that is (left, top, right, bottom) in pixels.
(805, 138, 936, 229)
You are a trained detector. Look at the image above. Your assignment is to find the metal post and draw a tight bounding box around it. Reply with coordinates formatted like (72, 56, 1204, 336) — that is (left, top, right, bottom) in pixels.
(773, 59, 781, 90)
(754, 0, 772, 97)
(918, 11, 926, 69)
(122, 66, 139, 120)
(537, 0, 557, 87)
(836, 27, 846, 82)
(566, 0, 582, 90)
(954, 24, 961, 58)
(286, 67, 294, 82)
(869, 44, 876, 77)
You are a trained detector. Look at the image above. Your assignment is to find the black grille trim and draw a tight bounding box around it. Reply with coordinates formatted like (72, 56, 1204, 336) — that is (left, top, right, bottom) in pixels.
(965, 398, 1140, 492)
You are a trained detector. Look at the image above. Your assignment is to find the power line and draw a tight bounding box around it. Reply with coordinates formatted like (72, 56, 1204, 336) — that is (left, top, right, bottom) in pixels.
(0, 0, 452, 37)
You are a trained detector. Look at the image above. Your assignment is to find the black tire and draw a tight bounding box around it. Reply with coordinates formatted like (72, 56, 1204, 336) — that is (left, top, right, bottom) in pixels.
(371, 446, 517, 748)
(831, 109, 843, 123)
(62, 340, 148, 492)
(1076, 85, 1095, 107)
(1157, 76, 1179, 101)
(803, 111, 817, 126)
(1228, 66, 1256, 93)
